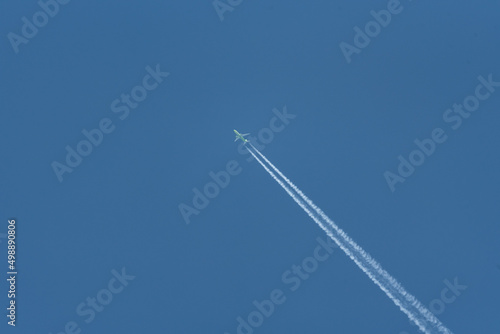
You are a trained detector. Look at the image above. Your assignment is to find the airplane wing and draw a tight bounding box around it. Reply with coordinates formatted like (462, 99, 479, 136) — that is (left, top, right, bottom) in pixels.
(241, 133, 250, 137)
(234, 137, 238, 142)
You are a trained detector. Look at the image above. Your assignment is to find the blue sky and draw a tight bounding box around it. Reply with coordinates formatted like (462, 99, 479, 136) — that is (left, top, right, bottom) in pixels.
(1, 0, 499, 333)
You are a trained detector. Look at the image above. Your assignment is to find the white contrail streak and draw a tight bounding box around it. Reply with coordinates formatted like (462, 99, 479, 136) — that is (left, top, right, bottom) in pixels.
(247, 144, 453, 334)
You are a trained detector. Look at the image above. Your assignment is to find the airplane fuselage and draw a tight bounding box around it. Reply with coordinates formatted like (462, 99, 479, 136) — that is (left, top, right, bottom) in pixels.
(234, 129, 249, 143)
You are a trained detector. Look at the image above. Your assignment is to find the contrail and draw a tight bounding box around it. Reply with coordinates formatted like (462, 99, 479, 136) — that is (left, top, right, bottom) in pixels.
(246, 144, 453, 334)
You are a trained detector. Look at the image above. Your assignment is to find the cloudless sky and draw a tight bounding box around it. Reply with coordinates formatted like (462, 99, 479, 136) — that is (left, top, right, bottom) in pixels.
(1, 0, 499, 333)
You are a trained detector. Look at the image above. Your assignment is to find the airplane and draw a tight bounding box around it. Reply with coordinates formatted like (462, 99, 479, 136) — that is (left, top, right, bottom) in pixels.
(234, 129, 250, 143)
